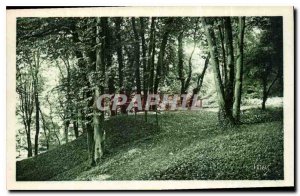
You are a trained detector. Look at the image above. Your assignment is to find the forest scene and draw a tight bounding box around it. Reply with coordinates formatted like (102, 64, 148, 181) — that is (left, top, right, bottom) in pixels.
(16, 16, 284, 181)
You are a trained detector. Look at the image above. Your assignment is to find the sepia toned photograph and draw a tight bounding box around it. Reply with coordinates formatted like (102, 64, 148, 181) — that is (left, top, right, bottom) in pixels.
(6, 7, 294, 190)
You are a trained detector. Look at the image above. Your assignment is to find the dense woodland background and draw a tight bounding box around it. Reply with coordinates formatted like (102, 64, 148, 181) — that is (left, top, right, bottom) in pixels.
(16, 17, 283, 178)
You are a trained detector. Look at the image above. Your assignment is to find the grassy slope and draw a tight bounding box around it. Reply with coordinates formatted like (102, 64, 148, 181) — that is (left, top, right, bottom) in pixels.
(17, 108, 283, 181)
(16, 135, 88, 181)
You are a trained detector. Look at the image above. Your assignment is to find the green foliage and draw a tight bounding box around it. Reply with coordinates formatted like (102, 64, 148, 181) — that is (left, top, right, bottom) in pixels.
(243, 17, 283, 99)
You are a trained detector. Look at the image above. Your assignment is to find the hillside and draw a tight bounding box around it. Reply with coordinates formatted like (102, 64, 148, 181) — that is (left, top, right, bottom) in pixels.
(17, 108, 284, 181)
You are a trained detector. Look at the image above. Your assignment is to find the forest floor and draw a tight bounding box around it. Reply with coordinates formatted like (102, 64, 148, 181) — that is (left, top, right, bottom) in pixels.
(16, 107, 284, 181)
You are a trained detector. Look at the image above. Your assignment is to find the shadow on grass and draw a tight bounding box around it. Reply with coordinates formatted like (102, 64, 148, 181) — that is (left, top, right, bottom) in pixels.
(102, 114, 160, 157)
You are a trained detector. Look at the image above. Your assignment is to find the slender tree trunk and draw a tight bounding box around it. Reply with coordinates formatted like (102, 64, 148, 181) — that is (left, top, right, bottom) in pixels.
(177, 31, 185, 96)
(140, 17, 148, 95)
(262, 94, 267, 110)
(34, 98, 39, 155)
(79, 108, 86, 134)
(115, 18, 124, 90)
(131, 17, 142, 95)
(140, 17, 148, 120)
(33, 52, 40, 156)
(26, 127, 33, 157)
(261, 72, 268, 111)
(233, 17, 245, 121)
(101, 18, 115, 116)
(74, 121, 79, 138)
(148, 17, 156, 94)
(64, 120, 70, 143)
(218, 20, 227, 84)
(66, 64, 71, 138)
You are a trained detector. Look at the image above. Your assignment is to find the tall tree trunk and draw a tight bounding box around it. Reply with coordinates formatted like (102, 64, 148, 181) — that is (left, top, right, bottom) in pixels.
(66, 62, 71, 141)
(34, 95, 39, 155)
(177, 31, 185, 96)
(233, 17, 245, 121)
(131, 17, 142, 95)
(201, 18, 234, 125)
(148, 17, 156, 94)
(218, 20, 227, 84)
(33, 51, 40, 156)
(114, 18, 127, 114)
(223, 17, 235, 116)
(92, 17, 106, 165)
(140, 17, 148, 95)
(115, 18, 124, 90)
(102, 18, 115, 116)
(140, 17, 148, 120)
